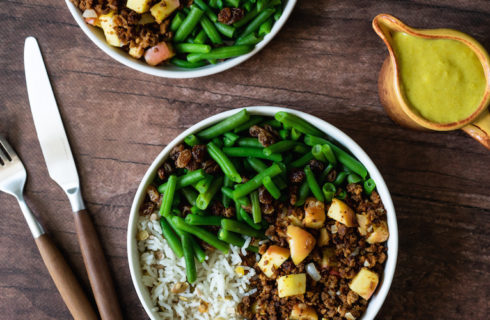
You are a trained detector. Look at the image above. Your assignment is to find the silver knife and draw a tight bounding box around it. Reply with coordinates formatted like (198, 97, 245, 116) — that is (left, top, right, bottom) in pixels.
(24, 36, 123, 320)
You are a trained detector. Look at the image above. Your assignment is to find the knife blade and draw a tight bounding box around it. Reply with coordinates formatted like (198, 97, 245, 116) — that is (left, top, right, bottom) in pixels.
(24, 36, 123, 320)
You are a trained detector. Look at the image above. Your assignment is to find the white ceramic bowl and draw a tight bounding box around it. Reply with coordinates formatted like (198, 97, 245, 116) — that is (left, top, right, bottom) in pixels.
(65, 0, 297, 78)
(127, 106, 398, 320)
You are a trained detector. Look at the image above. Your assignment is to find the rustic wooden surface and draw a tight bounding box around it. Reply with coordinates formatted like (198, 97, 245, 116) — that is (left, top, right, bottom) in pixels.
(0, 0, 489, 319)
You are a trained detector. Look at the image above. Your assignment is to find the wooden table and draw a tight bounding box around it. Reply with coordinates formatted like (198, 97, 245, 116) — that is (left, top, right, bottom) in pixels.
(1, 0, 489, 319)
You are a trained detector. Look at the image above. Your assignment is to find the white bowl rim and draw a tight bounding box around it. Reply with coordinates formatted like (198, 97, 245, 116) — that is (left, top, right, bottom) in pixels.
(127, 106, 398, 320)
(65, 0, 298, 79)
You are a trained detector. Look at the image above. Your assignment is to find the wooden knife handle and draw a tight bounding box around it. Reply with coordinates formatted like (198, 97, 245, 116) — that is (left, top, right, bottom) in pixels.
(74, 210, 123, 320)
(34, 234, 98, 320)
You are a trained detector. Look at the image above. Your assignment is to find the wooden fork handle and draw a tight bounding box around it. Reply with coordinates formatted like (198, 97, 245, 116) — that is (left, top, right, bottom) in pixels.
(74, 209, 123, 320)
(34, 234, 98, 320)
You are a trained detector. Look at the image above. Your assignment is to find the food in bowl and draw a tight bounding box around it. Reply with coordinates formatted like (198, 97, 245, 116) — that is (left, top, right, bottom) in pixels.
(136, 109, 390, 319)
(70, 0, 286, 67)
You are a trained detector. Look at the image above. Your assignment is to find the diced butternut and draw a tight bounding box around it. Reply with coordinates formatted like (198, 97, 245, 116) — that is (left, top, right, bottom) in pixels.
(277, 273, 306, 298)
(150, 0, 180, 23)
(257, 245, 290, 278)
(320, 247, 338, 269)
(144, 42, 175, 66)
(303, 197, 326, 229)
(349, 268, 379, 300)
(99, 12, 123, 47)
(356, 214, 369, 236)
(318, 227, 330, 247)
(366, 220, 389, 244)
(127, 0, 152, 13)
(327, 198, 356, 227)
(290, 304, 318, 320)
(287, 225, 316, 265)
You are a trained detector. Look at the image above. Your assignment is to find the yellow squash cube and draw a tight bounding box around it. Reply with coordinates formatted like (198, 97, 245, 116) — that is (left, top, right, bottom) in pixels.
(366, 220, 389, 244)
(277, 273, 306, 298)
(290, 304, 318, 320)
(257, 245, 290, 278)
(327, 198, 357, 227)
(99, 12, 123, 47)
(126, 0, 152, 13)
(150, 0, 180, 23)
(349, 268, 379, 300)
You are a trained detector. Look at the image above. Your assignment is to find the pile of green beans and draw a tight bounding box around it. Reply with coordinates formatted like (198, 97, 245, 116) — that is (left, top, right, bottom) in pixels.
(169, 0, 285, 68)
(150, 109, 377, 283)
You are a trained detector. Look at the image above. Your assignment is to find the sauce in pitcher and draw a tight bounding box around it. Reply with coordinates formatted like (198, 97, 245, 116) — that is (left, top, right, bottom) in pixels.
(392, 32, 486, 124)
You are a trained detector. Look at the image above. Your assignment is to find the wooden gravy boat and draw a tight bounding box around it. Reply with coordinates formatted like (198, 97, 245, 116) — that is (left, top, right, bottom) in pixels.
(373, 14, 490, 149)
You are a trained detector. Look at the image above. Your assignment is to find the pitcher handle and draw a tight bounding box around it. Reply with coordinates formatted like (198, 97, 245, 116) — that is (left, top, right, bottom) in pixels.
(462, 109, 490, 149)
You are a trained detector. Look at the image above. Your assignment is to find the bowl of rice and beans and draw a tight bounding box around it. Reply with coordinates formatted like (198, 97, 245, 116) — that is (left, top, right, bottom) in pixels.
(127, 107, 398, 320)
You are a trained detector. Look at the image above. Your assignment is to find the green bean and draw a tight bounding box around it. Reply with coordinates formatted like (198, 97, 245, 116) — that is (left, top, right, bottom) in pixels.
(235, 32, 263, 45)
(200, 15, 223, 44)
(233, 162, 285, 199)
(320, 163, 335, 182)
(207, 142, 242, 183)
(258, 17, 273, 36)
(185, 214, 223, 226)
(160, 175, 177, 217)
(233, 6, 259, 28)
(160, 217, 184, 258)
(364, 178, 376, 195)
(193, 29, 208, 44)
(191, 206, 206, 215)
(223, 147, 282, 162)
(321, 144, 337, 165)
(322, 182, 336, 202)
(181, 187, 198, 206)
(166, 216, 206, 262)
(221, 219, 264, 238)
(236, 137, 263, 148)
(290, 151, 314, 168)
(257, 0, 267, 11)
(295, 180, 310, 207)
(215, 22, 236, 38)
(225, 0, 240, 7)
(262, 119, 282, 128)
(239, 208, 262, 230)
(194, 0, 218, 21)
(172, 216, 229, 253)
(262, 176, 280, 199)
(243, 1, 252, 11)
(246, 157, 287, 189)
(304, 135, 368, 179)
(304, 165, 324, 202)
(218, 228, 245, 247)
(333, 171, 347, 186)
(279, 129, 289, 140)
(291, 128, 302, 141)
(237, 8, 275, 40)
(196, 175, 224, 210)
(222, 175, 233, 208)
(171, 58, 207, 68)
(263, 140, 299, 156)
(211, 137, 223, 148)
(193, 174, 213, 193)
(223, 132, 240, 147)
(184, 134, 201, 146)
(175, 43, 211, 53)
(182, 234, 197, 283)
(158, 169, 206, 193)
(337, 189, 347, 200)
(250, 191, 262, 223)
(283, 153, 293, 165)
(235, 200, 243, 222)
(217, 0, 224, 9)
(275, 112, 324, 137)
(233, 116, 264, 133)
(312, 144, 327, 162)
(274, 6, 282, 20)
(223, 187, 250, 206)
(293, 144, 309, 154)
(187, 45, 253, 63)
(347, 173, 361, 184)
(170, 11, 186, 32)
(174, 5, 204, 42)
(198, 109, 250, 140)
(209, 0, 219, 8)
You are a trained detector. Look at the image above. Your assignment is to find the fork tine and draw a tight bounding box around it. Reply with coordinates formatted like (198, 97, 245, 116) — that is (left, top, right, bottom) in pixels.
(0, 136, 16, 162)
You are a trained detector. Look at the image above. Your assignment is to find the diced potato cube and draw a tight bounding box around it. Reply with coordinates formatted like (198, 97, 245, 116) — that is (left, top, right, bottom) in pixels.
(139, 12, 156, 24)
(327, 198, 356, 227)
(366, 220, 389, 244)
(290, 304, 318, 320)
(258, 245, 290, 278)
(320, 247, 337, 269)
(99, 12, 123, 47)
(318, 227, 330, 247)
(356, 214, 369, 235)
(127, 0, 152, 13)
(150, 0, 180, 23)
(349, 268, 379, 300)
(287, 225, 316, 265)
(129, 44, 145, 59)
(277, 273, 306, 298)
(303, 197, 326, 229)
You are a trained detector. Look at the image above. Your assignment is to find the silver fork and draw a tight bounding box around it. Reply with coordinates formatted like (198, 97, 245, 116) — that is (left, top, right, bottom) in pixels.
(0, 136, 98, 320)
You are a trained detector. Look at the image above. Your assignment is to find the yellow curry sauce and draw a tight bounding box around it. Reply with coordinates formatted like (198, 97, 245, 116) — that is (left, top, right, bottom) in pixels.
(392, 32, 486, 124)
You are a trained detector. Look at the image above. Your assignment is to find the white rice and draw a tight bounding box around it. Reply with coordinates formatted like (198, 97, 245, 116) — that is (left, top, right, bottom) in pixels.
(137, 215, 255, 320)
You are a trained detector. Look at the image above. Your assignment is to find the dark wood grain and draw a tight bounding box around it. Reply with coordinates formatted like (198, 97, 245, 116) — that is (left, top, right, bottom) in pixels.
(0, 0, 489, 319)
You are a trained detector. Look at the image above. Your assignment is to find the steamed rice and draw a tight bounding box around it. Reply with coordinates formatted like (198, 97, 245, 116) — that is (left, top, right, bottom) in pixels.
(137, 215, 254, 319)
